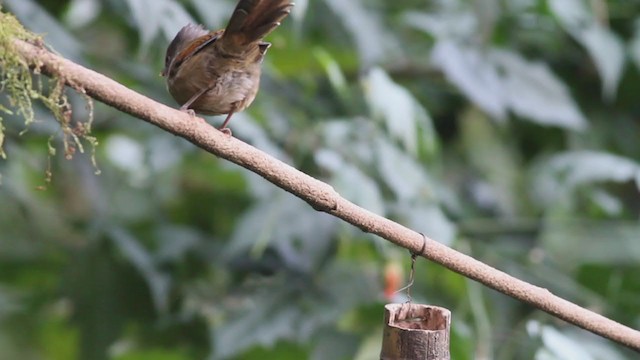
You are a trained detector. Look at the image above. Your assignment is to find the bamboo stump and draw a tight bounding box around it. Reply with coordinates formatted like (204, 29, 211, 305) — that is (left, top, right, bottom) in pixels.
(380, 303, 451, 360)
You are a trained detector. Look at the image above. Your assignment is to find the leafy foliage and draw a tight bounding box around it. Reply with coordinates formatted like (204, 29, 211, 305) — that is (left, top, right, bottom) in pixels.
(0, 6, 98, 180)
(1, 0, 639, 359)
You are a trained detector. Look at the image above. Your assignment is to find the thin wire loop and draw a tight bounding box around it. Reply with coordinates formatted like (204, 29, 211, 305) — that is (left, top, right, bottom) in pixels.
(394, 233, 427, 303)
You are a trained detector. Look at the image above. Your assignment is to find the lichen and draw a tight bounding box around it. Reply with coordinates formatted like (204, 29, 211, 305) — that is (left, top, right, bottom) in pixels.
(0, 6, 99, 181)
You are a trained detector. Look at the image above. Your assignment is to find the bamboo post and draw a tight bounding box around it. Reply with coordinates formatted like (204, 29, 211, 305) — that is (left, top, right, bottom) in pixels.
(380, 303, 451, 360)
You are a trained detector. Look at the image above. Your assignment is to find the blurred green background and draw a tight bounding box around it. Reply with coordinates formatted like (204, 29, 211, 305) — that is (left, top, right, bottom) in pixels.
(1, 0, 640, 359)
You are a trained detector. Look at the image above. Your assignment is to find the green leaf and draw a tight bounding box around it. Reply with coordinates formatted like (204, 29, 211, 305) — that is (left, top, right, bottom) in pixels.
(109, 228, 171, 312)
(541, 219, 640, 266)
(63, 0, 101, 28)
(399, 204, 457, 246)
(533, 151, 640, 204)
(460, 108, 523, 215)
(532, 323, 594, 359)
(225, 194, 337, 271)
(211, 286, 310, 358)
(431, 42, 587, 129)
(311, 329, 359, 360)
(374, 137, 430, 201)
(404, 8, 477, 40)
(364, 67, 433, 154)
(629, 19, 640, 71)
(323, 0, 398, 64)
(549, 0, 625, 100)
(190, 0, 232, 29)
(124, 0, 194, 50)
(316, 148, 385, 216)
(528, 322, 627, 360)
(114, 348, 191, 360)
(491, 49, 587, 130)
(431, 41, 507, 121)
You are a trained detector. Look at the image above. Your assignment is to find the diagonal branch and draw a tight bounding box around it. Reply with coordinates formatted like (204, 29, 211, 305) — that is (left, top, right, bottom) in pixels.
(12, 39, 640, 351)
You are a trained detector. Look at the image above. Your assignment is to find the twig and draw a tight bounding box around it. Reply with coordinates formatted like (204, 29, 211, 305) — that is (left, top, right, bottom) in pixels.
(12, 39, 640, 352)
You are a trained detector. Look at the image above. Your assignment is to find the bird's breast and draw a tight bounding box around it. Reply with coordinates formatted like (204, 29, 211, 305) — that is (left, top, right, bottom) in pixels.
(167, 49, 262, 115)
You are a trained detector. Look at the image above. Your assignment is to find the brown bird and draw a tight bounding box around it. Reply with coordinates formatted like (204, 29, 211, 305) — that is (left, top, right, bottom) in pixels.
(161, 0, 294, 134)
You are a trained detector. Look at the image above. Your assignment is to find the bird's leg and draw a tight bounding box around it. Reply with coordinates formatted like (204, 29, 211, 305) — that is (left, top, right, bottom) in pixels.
(218, 112, 234, 136)
(179, 86, 211, 117)
(218, 102, 240, 136)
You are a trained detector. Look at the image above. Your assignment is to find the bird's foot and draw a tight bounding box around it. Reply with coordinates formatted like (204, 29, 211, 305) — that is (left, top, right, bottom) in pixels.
(179, 107, 207, 123)
(219, 127, 232, 137)
(179, 106, 196, 117)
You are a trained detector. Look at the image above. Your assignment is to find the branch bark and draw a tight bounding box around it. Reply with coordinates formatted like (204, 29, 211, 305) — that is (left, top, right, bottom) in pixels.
(12, 39, 640, 351)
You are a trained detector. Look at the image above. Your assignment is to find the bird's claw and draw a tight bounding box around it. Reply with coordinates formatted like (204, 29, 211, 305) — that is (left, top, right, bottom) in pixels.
(219, 127, 232, 137)
(179, 107, 196, 117)
(178, 107, 207, 123)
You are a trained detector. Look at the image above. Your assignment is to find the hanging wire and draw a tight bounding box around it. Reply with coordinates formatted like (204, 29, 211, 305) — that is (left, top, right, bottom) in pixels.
(394, 233, 427, 303)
